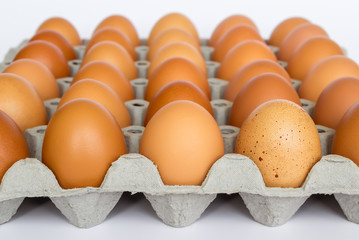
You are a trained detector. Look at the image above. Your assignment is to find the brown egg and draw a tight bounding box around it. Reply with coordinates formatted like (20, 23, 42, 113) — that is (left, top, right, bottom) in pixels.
(0, 73, 47, 131)
(147, 27, 200, 61)
(86, 27, 136, 60)
(216, 40, 277, 81)
(313, 77, 359, 129)
(30, 30, 76, 60)
(299, 56, 359, 102)
(268, 17, 310, 47)
(287, 36, 344, 81)
(236, 99, 321, 188)
(0, 110, 30, 183)
(224, 59, 290, 101)
(2, 59, 59, 100)
(37, 17, 81, 46)
(58, 79, 131, 128)
(140, 100, 224, 185)
(81, 41, 138, 80)
(42, 99, 127, 189)
(14, 40, 70, 78)
(212, 24, 264, 62)
(72, 61, 134, 101)
(146, 57, 210, 101)
(145, 80, 213, 125)
(147, 13, 200, 45)
(93, 15, 140, 46)
(147, 41, 206, 76)
(332, 102, 359, 166)
(209, 15, 258, 47)
(278, 23, 328, 62)
(229, 73, 301, 128)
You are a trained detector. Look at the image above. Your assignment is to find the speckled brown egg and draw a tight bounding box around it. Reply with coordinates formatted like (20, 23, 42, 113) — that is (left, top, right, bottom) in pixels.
(236, 99, 321, 188)
(216, 40, 277, 81)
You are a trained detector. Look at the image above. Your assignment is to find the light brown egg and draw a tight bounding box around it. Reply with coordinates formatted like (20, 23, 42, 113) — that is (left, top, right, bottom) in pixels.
(209, 15, 258, 47)
(332, 102, 359, 167)
(0, 110, 30, 183)
(72, 61, 134, 101)
(216, 40, 277, 81)
(0, 73, 47, 131)
(299, 56, 359, 102)
(268, 17, 310, 47)
(229, 73, 301, 128)
(236, 99, 321, 188)
(313, 77, 359, 129)
(147, 41, 206, 76)
(94, 15, 140, 46)
(14, 40, 70, 78)
(145, 80, 213, 125)
(278, 23, 328, 62)
(147, 28, 200, 61)
(224, 59, 290, 101)
(146, 57, 210, 101)
(37, 17, 81, 46)
(30, 30, 76, 60)
(42, 99, 127, 189)
(147, 13, 199, 46)
(81, 41, 138, 80)
(85, 27, 136, 60)
(212, 24, 264, 62)
(58, 79, 131, 128)
(287, 36, 344, 81)
(140, 100, 224, 185)
(2, 59, 59, 100)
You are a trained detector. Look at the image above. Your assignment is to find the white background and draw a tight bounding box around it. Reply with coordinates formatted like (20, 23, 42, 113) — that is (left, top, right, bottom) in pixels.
(1, 0, 359, 239)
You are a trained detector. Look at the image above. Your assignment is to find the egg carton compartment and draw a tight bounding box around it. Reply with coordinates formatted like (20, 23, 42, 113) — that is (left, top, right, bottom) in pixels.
(2, 122, 359, 228)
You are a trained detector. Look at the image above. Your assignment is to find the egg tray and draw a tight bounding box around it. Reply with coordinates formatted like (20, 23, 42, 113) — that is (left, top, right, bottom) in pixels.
(1, 38, 358, 228)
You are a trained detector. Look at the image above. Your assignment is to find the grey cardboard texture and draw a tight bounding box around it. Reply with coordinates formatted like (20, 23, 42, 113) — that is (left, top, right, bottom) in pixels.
(0, 39, 359, 229)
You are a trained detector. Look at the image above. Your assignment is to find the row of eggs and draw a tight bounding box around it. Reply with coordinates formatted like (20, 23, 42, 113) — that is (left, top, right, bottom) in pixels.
(0, 13, 358, 192)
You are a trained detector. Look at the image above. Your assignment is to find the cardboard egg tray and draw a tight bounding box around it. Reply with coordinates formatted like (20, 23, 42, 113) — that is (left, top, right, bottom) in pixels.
(0, 38, 359, 229)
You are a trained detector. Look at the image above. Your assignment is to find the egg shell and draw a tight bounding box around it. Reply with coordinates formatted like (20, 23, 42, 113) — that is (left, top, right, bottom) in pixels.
(299, 56, 359, 102)
(42, 99, 127, 189)
(0, 73, 47, 131)
(140, 100, 224, 185)
(14, 40, 70, 78)
(58, 79, 131, 128)
(0, 110, 30, 183)
(268, 17, 310, 47)
(2, 59, 60, 100)
(236, 99, 321, 188)
(86, 27, 136, 60)
(287, 36, 344, 80)
(146, 57, 210, 101)
(94, 15, 140, 46)
(209, 15, 258, 47)
(313, 77, 359, 129)
(72, 61, 134, 101)
(81, 41, 138, 80)
(37, 17, 81, 46)
(229, 73, 301, 128)
(216, 40, 277, 81)
(147, 13, 200, 46)
(224, 59, 290, 101)
(332, 102, 359, 167)
(212, 24, 264, 62)
(30, 30, 76, 60)
(147, 28, 200, 61)
(145, 80, 213, 125)
(147, 41, 206, 76)
(277, 23, 328, 61)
